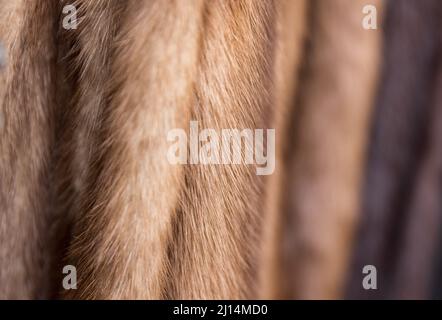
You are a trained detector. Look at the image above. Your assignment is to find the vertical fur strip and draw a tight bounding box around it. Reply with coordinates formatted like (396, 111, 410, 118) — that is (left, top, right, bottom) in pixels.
(259, 0, 308, 299)
(347, 0, 441, 299)
(166, 0, 276, 299)
(53, 0, 128, 297)
(0, 0, 60, 298)
(283, 0, 383, 299)
(392, 59, 442, 298)
(64, 0, 205, 299)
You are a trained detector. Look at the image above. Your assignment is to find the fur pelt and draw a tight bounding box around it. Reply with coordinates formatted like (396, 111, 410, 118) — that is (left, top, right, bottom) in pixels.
(0, 0, 63, 299)
(60, 0, 282, 299)
(259, 0, 308, 299)
(6, 0, 440, 300)
(347, 0, 442, 299)
(280, 0, 383, 299)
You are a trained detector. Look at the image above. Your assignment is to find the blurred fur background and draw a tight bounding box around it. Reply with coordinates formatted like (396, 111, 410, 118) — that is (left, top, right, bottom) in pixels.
(0, 0, 441, 299)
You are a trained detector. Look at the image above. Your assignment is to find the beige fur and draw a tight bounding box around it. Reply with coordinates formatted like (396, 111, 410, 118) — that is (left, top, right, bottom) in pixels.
(64, 0, 205, 299)
(61, 0, 293, 300)
(1, 0, 384, 300)
(165, 0, 277, 299)
(1, 0, 282, 300)
(259, 0, 308, 299)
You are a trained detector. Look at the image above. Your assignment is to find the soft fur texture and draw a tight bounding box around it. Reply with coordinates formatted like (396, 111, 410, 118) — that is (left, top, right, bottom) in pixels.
(259, 0, 308, 299)
(347, 0, 442, 299)
(281, 0, 383, 299)
(6, 0, 440, 301)
(0, 0, 62, 299)
(1, 0, 283, 300)
(63, 0, 205, 299)
(63, 0, 279, 299)
(1, 0, 301, 299)
(165, 0, 278, 299)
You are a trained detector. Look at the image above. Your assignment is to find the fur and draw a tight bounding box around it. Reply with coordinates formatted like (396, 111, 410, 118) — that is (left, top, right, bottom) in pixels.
(1, 0, 282, 300)
(282, 0, 383, 299)
(63, 0, 205, 299)
(259, 0, 308, 299)
(164, 0, 277, 299)
(8, 0, 437, 300)
(347, 0, 442, 299)
(0, 0, 62, 299)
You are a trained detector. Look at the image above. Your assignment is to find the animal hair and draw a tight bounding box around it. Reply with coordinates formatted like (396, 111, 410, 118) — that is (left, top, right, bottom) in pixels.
(0, 0, 62, 299)
(281, 0, 383, 299)
(347, 0, 442, 299)
(0, 0, 393, 300)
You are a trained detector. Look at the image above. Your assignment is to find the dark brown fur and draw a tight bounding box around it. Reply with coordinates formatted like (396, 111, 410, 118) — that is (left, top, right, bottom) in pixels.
(347, 0, 442, 299)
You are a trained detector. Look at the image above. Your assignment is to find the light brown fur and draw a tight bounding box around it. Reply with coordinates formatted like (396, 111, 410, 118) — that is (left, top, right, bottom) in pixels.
(64, 0, 205, 299)
(165, 0, 277, 299)
(0, 0, 61, 299)
(1, 0, 384, 300)
(259, 0, 308, 299)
